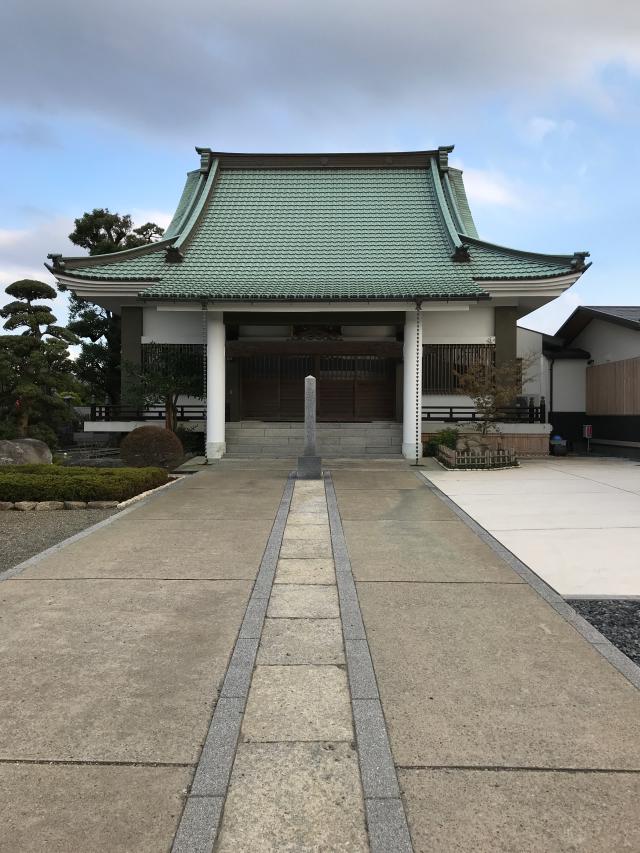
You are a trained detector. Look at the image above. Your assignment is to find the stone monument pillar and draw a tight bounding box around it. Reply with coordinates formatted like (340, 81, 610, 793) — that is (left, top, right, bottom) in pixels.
(297, 376, 322, 479)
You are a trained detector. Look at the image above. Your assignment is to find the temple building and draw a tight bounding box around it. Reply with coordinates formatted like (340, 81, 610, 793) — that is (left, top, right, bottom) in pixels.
(47, 146, 590, 459)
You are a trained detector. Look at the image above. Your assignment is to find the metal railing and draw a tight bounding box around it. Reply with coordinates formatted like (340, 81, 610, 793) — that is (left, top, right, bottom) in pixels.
(89, 404, 206, 422)
(422, 398, 546, 424)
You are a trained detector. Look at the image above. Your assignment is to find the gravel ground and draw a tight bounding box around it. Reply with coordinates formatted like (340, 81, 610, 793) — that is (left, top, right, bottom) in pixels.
(569, 599, 640, 666)
(0, 509, 117, 574)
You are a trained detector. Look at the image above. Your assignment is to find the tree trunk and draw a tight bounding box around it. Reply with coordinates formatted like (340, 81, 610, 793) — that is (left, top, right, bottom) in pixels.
(16, 408, 29, 438)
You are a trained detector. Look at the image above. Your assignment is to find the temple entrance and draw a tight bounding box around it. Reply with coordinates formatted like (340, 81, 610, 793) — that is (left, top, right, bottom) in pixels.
(239, 354, 397, 421)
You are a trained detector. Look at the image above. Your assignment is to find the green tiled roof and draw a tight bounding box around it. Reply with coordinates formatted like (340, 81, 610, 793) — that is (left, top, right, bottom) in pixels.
(447, 168, 479, 239)
(163, 170, 202, 239)
(51, 153, 587, 301)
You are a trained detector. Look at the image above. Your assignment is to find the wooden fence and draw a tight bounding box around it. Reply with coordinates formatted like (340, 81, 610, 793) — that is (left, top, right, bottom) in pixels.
(438, 445, 518, 470)
(586, 357, 640, 415)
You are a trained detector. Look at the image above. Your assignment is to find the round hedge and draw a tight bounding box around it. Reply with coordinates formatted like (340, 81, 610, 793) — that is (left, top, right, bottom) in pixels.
(120, 426, 184, 470)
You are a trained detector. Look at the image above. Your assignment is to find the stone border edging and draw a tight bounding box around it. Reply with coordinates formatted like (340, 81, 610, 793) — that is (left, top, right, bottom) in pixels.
(0, 472, 194, 583)
(324, 472, 414, 853)
(418, 471, 640, 692)
(0, 474, 183, 512)
(171, 472, 296, 853)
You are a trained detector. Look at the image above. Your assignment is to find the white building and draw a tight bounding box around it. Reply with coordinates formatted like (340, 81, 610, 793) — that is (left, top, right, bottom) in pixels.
(47, 147, 589, 459)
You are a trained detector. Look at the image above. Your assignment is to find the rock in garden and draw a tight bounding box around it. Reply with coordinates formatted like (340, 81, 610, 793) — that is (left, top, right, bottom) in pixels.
(0, 501, 14, 510)
(86, 501, 119, 509)
(14, 501, 37, 511)
(35, 501, 65, 511)
(64, 501, 88, 510)
(0, 438, 52, 466)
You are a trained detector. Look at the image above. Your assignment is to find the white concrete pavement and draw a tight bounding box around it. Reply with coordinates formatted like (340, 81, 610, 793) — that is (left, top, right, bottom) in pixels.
(423, 457, 640, 597)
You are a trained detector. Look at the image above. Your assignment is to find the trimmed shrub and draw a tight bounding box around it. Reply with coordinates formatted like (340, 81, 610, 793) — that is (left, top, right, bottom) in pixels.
(423, 427, 459, 457)
(0, 466, 168, 502)
(120, 426, 184, 470)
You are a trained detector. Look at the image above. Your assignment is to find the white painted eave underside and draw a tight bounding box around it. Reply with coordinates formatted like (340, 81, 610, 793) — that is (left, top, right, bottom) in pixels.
(56, 271, 580, 305)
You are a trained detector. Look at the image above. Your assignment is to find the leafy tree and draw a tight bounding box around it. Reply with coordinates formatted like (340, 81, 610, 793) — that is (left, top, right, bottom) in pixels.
(63, 208, 164, 403)
(455, 346, 537, 436)
(68, 209, 164, 256)
(125, 344, 204, 433)
(1, 279, 77, 343)
(0, 280, 80, 444)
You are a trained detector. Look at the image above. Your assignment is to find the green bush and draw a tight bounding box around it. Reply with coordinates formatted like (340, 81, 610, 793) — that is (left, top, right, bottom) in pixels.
(120, 426, 184, 469)
(423, 427, 459, 457)
(0, 465, 168, 502)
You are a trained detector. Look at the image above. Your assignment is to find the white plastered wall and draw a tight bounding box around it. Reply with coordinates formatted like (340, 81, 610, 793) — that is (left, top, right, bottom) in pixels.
(552, 360, 586, 412)
(421, 305, 495, 408)
(573, 319, 640, 364)
(142, 307, 204, 344)
(517, 327, 545, 400)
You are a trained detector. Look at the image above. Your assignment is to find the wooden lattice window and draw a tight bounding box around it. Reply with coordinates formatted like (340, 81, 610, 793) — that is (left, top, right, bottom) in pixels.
(422, 344, 495, 393)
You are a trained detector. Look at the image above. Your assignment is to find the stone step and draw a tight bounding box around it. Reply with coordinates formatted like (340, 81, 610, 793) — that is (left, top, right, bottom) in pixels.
(227, 433, 400, 447)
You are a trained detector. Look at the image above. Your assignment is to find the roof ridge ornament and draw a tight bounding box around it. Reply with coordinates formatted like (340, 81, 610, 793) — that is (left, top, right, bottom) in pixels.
(195, 147, 214, 173)
(165, 246, 184, 264)
(451, 243, 471, 263)
(571, 251, 590, 271)
(438, 145, 455, 173)
(47, 253, 65, 270)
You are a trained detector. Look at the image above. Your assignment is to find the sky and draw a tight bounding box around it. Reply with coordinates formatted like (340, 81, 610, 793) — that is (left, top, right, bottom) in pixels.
(1, 0, 639, 334)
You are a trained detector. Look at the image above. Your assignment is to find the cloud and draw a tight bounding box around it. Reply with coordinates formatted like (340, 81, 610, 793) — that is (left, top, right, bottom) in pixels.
(1, 1, 639, 145)
(0, 119, 60, 149)
(523, 116, 577, 145)
(456, 167, 523, 209)
(131, 209, 173, 231)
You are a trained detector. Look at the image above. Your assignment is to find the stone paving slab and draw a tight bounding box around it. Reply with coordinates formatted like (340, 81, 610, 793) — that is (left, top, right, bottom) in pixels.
(0, 578, 251, 762)
(257, 618, 345, 665)
(130, 489, 284, 520)
(336, 488, 454, 521)
(400, 768, 640, 853)
(18, 519, 273, 579)
(279, 537, 333, 558)
(288, 496, 328, 514)
(357, 580, 640, 769)
(286, 511, 331, 526)
(275, 557, 336, 584)
(216, 742, 368, 852)
(0, 764, 190, 853)
(282, 525, 332, 542)
(344, 519, 519, 582)
(242, 665, 353, 742)
(331, 471, 421, 491)
(268, 583, 340, 618)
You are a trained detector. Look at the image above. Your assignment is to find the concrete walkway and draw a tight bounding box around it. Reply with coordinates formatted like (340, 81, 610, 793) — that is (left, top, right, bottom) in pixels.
(424, 457, 640, 596)
(2, 460, 640, 851)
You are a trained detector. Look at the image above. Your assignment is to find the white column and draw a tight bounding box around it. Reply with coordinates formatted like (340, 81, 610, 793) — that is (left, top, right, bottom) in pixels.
(206, 311, 226, 460)
(402, 309, 423, 460)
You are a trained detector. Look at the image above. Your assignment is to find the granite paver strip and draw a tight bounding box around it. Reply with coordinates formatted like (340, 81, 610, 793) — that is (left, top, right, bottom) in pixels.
(242, 665, 353, 742)
(216, 743, 368, 852)
(171, 471, 295, 850)
(325, 472, 413, 851)
(268, 583, 340, 618)
(274, 557, 336, 584)
(257, 618, 345, 665)
(214, 476, 370, 850)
